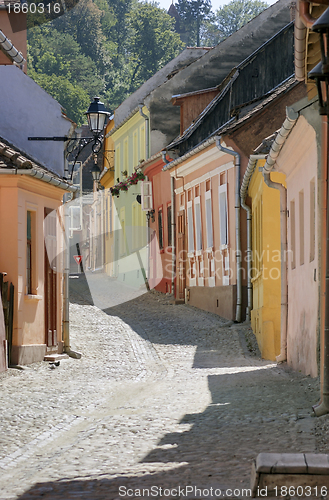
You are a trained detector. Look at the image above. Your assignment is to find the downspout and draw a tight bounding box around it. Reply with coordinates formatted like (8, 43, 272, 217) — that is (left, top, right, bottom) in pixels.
(162, 150, 176, 295)
(262, 107, 298, 362)
(295, 0, 307, 81)
(215, 136, 242, 323)
(313, 116, 329, 417)
(240, 155, 267, 321)
(62, 189, 82, 359)
(139, 104, 150, 160)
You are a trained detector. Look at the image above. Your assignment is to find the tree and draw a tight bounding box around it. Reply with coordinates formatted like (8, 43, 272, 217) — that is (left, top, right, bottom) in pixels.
(28, 70, 91, 125)
(175, 0, 212, 46)
(126, 2, 184, 91)
(214, 0, 268, 41)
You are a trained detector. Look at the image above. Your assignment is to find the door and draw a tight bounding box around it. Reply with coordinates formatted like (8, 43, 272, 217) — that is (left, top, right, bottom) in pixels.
(177, 210, 186, 299)
(44, 208, 57, 347)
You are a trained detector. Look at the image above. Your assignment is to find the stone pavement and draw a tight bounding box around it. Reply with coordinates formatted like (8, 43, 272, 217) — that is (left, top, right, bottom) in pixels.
(0, 276, 326, 500)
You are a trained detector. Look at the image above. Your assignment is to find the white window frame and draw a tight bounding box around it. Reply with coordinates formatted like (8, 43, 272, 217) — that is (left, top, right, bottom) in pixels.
(141, 181, 153, 211)
(205, 190, 213, 250)
(194, 196, 202, 254)
(187, 200, 194, 255)
(218, 183, 228, 247)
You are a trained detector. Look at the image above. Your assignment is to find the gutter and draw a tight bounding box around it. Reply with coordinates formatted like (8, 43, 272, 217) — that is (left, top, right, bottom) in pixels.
(139, 104, 150, 159)
(162, 150, 176, 295)
(240, 154, 267, 322)
(215, 136, 242, 323)
(0, 29, 25, 69)
(0, 167, 78, 192)
(262, 107, 298, 362)
(294, 1, 307, 81)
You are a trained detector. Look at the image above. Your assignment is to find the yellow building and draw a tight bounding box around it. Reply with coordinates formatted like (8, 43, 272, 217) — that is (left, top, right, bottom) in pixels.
(101, 108, 148, 287)
(248, 161, 286, 361)
(100, 120, 115, 277)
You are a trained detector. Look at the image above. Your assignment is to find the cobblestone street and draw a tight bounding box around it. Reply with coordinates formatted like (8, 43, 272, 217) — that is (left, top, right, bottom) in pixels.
(0, 276, 325, 499)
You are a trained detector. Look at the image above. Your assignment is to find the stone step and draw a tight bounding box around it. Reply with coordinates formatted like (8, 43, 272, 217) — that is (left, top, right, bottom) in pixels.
(251, 453, 329, 497)
(44, 353, 69, 362)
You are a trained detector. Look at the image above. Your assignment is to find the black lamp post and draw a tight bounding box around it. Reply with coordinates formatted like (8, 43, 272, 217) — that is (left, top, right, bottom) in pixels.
(28, 96, 110, 180)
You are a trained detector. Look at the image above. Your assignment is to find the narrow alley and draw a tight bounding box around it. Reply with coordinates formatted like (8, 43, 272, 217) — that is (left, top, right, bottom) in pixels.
(0, 278, 324, 499)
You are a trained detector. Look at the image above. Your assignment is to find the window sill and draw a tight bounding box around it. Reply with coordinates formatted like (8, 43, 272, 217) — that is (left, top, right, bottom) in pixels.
(195, 250, 202, 257)
(24, 294, 42, 301)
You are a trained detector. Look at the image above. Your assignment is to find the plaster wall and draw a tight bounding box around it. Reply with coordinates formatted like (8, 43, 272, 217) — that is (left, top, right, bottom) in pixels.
(145, 160, 172, 293)
(0, 66, 72, 175)
(249, 166, 283, 361)
(0, 175, 64, 364)
(171, 142, 242, 315)
(276, 116, 318, 376)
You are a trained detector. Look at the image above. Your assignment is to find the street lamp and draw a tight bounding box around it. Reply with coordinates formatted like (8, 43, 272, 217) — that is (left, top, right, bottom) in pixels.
(86, 97, 109, 137)
(28, 96, 111, 179)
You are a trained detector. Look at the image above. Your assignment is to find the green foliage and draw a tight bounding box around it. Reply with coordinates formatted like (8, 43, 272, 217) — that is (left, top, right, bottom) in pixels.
(126, 2, 184, 90)
(28, 69, 91, 125)
(214, 0, 268, 41)
(28, 0, 184, 123)
(175, 0, 212, 46)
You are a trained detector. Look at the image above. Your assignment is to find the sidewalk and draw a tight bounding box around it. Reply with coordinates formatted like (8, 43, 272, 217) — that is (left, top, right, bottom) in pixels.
(0, 285, 324, 499)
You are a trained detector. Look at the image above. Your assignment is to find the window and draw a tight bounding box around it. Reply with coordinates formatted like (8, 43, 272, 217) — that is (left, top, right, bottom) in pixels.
(109, 193, 113, 234)
(119, 207, 126, 256)
(194, 196, 202, 252)
(167, 204, 172, 247)
(140, 125, 145, 161)
(299, 190, 304, 266)
(123, 138, 128, 175)
(158, 208, 164, 250)
(115, 144, 121, 180)
(218, 184, 228, 246)
(133, 130, 138, 168)
(310, 179, 315, 262)
(205, 190, 213, 249)
(141, 181, 153, 211)
(187, 200, 194, 253)
(105, 195, 109, 237)
(27, 211, 32, 295)
(290, 200, 296, 269)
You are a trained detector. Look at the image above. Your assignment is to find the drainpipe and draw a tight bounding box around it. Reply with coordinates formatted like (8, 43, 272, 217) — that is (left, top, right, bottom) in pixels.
(139, 104, 150, 160)
(262, 107, 298, 362)
(240, 155, 267, 321)
(215, 136, 242, 323)
(162, 150, 176, 295)
(313, 116, 329, 417)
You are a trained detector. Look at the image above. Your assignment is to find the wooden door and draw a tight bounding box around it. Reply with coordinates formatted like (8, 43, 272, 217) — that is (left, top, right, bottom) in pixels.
(177, 210, 186, 299)
(44, 208, 57, 347)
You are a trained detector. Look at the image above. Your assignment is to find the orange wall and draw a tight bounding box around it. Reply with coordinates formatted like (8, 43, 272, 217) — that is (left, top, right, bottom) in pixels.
(0, 175, 64, 348)
(145, 158, 173, 293)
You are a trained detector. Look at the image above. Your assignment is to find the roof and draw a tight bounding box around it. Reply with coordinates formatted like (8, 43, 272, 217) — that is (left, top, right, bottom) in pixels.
(0, 139, 76, 191)
(113, 47, 211, 129)
(163, 76, 298, 171)
(167, 22, 294, 152)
